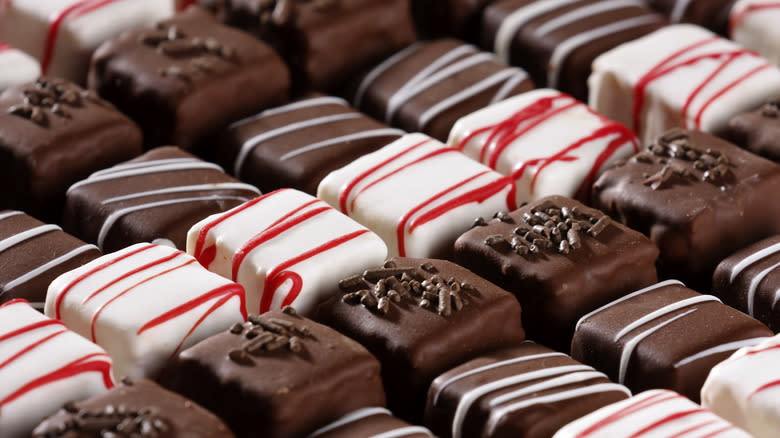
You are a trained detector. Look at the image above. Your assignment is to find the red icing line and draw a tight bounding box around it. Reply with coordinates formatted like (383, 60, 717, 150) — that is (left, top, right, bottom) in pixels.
(730, 3, 780, 36)
(0, 329, 65, 369)
(680, 52, 741, 129)
(574, 391, 681, 437)
(82, 251, 182, 304)
(693, 63, 771, 129)
(699, 425, 738, 438)
(0, 42, 12, 53)
(0, 319, 64, 343)
(0, 298, 33, 309)
(260, 229, 370, 313)
(748, 379, 780, 400)
(666, 420, 719, 438)
(626, 408, 707, 438)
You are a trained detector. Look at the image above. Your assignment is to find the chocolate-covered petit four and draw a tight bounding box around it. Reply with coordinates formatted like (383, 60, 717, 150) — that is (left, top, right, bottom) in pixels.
(216, 95, 403, 194)
(315, 257, 525, 421)
(448, 89, 639, 204)
(162, 307, 386, 438)
(0, 211, 100, 309)
(592, 129, 780, 288)
(64, 146, 260, 252)
(426, 342, 631, 438)
(713, 235, 780, 333)
(589, 24, 780, 145)
(730, 0, 780, 65)
(307, 407, 434, 438)
(187, 188, 387, 316)
(572, 280, 773, 402)
(0, 299, 115, 438)
(646, 0, 737, 34)
(726, 98, 780, 163)
(317, 133, 518, 258)
(481, 0, 666, 101)
(0, 77, 143, 222)
(46, 243, 247, 379)
(89, 7, 290, 152)
(411, 0, 493, 40)
(349, 39, 533, 141)
(552, 389, 751, 438)
(701, 334, 780, 438)
(33, 379, 234, 438)
(0, 42, 41, 92)
(454, 195, 659, 351)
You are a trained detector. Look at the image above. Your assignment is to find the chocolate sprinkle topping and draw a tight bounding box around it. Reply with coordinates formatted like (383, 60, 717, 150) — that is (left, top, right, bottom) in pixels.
(38, 404, 171, 438)
(6, 78, 108, 126)
(227, 312, 311, 364)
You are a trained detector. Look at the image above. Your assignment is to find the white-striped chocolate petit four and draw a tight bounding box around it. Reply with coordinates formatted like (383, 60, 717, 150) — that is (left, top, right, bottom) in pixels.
(307, 408, 434, 438)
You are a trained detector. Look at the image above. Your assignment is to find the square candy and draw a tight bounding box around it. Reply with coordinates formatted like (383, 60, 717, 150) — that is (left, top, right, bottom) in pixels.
(572, 280, 773, 402)
(0, 211, 100, 309)
(589, 24, 780, 145)
(0, 77, 143, 222)
(730, 0, 780, 65)
(0, 0, 173, 83)
(726, 98, 780, 163)
(454, 195, 659, 351)
(552, 390, 751, 438)
(187, 188, 387, 316)
(426, 342, 631, 438)
(161, 308, 386, 438)
(216, 95, 403, 195)
(592, 129, 780, 288)
(713, 235, 780, 332)
(0, 299, 115, 438)
(317, 133, 518, 258)
(307, 408, 434, 438)
(314, 257, 525, 421)
(481, 0, 666, 101)
(646, 0, 736, 33)
(0, 42, 41, 92)
(448, 89, 640, 204)
(64, 146, 260, 253)
(349, 39, 533, 141)
(45, 243, 247, 380)
(89, 7, 290, 152)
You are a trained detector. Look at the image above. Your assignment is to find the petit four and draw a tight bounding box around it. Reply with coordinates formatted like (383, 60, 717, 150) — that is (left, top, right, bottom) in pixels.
(726, 98, 780, 162)
(729, 0, 780, 65)
(0, 42, 41, 92)
(307, 408, 434, 438)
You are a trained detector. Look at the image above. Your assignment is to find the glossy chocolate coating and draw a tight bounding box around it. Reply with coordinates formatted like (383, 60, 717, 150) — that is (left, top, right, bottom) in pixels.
(571, 281, 773, 402)
(713, 235, 780, 333)
(726, 98, 780, 163)
(161, 308, 385, 438)
(592, 129, 780, 290)
(645, 0, 738, 34)
(33, 379, 235, 438)
(411, 0, 494, 40)
(0, 78, 143, 222)
(314, 257, 525, 422)
(309, 408, 433, 438)
(454, 195, 659, 352)
(63, 146, 259, 252)
(89, 7, 290, 153)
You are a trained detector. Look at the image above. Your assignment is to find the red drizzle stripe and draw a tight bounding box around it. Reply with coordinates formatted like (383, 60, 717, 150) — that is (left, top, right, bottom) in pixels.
(82, 252, 181, 304)
(0, 319, 63, 343)
(0, 329, 65, 369)
(626, 409, 707, 438)
(0, 298, 30, 309)
(680, 52, 741, 128)
(699, 425, 738, 438)
(574, 126, 638, 202)
(730, 3, 780, 36)
(666, 420, 719, 438)
(693, 62, 772, 129)
(748, 379, 780, 400)
(260, 229, 370, 313)
(574, 391, 681, 437)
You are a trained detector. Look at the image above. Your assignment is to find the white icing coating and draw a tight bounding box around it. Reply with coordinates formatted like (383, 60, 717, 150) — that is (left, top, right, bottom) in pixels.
(730, 0, 780, 65)
(317, 133, 516, 258)
(494, 0, 580, 63)
(0, 224, 61, 254)
(186, 189, 387, 316)
(589, 24, 780, 145)
(0, 43, 41, 92)
(675, 337, 770, 367)
(553, 389, 750, 438)
(229, 96, 349, 129)
(670, 0, 695, 22)
(44, 243, 246, 379)
(354, 43, 423, 109)
(702, 334, 780, 438)
(0, 300, 114, 438)
(0, 244, 98, 296)
(448, 88, 639, 205)
(68, 160, 224, 194)
(280, 128, 405, 161)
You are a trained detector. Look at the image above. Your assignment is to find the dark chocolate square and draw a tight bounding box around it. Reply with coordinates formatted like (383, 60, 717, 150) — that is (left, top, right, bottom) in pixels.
(726, 98, 780, 162)
(314, 257, 525, 421)
(161, 307, 385, 438)
(454, 195, 659, 352)
(63, 146, 260, 253)
(88, 7, 290, 153)
(426, 341, 631, 438)
(571, 280, 773, 402)
(592, 129, 780, 289)
(216, 94, 403, 195)
(0, 78, 143, 222)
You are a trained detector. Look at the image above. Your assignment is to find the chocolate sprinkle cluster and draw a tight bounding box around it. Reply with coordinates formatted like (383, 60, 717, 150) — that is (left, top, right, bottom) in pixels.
(227, 306, 309, 365)
(39, 399, 170, 438)
(339, 260, 473, 317)
(140, 25, 238, 81)
(7, 78, 107, 126)
(478, 204, 610, 256)
(245, 0, 337, 26)
(761, 99, 779, 119)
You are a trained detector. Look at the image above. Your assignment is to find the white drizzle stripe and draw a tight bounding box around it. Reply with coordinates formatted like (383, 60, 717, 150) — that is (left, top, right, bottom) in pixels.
(229, 97, 349, 129)
(89, 158, 201, 178)
(306, 408, 392, 437)
(0, 244, 98, 294)
(417, 68, 527, 131)
(280, 128, 406, 161)
(0, 224, 60, 254)
(452, 365, 594, 438)
(675, 337, 770, 367)
(488, 370, 610, 406)
(68, 162, 224, 194)
(491, 70, 529, 104)
(0, 211, 23, 222)
(97, 196, 250, 250)
(370, 427, 434, 438)
(234, 113, 362, 176)
(576, 280, 685, 331)
(354, 43, 424, 109)
(432, 352, 567, 404)
(533, 0, 646, 37)
(670, 0, 694, 23)
(547, 14, 663, 89)
(490, 383, 632, 422)
(614, 295, 721, 340)
(494, 0, 581, 62)
(730, 242, 780, 282)
(102, 183, 260, 204)
(773, 287, 780, 307)
(748, 261, 780, 316)
(619, 308, 697, 383)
